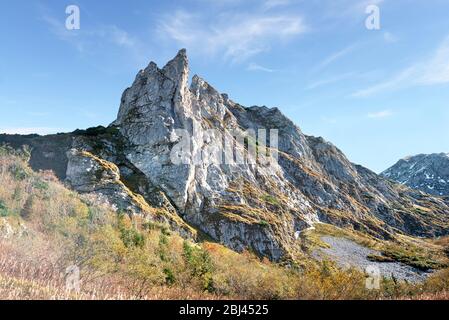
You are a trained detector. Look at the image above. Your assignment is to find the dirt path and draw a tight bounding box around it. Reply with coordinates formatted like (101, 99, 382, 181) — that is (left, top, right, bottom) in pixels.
(313, 236, 432, 283)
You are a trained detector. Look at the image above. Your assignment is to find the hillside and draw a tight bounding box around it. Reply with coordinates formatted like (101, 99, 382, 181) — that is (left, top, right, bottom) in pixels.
(1, 146, 449, 299)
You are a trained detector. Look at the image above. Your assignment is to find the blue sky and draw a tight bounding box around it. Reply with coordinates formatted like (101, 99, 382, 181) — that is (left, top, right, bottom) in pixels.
(1, 0, 449, 173)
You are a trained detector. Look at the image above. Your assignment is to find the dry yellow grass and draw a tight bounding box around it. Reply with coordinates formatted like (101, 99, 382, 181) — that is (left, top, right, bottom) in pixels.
(1, 145, 449, 300)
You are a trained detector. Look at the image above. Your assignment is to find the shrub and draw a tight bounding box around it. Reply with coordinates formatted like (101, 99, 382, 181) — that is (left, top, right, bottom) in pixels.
(118, 221, 145, 248)
(163, 268, 176, 285)
(258, 219, 270, 227)
(143, 221, 170, 235)
(20, 196, 33, 220)
(8, 163, 30, 181)
(262, 194, 280, 206)
(0, 200, 9, 217)
(0, 145, 31, 161)
(183, 241, 214, 292)
(32, 179, 49, 191)
(422, 268, 449, 293)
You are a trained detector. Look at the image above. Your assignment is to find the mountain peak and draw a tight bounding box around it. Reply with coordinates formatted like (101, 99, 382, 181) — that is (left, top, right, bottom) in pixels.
(162, 48, 189, 84)
(382, 152, 449, 196)
(3, 50, 449, 263)
(114, 49, 191, 126)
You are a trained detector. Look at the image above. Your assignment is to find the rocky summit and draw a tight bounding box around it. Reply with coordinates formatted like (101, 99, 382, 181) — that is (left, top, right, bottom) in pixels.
(382, 153, 449, 197)
(1, 50, 449, 261)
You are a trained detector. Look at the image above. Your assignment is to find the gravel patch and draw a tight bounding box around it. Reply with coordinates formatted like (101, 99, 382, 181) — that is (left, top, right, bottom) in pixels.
(313, 236, 432, 283)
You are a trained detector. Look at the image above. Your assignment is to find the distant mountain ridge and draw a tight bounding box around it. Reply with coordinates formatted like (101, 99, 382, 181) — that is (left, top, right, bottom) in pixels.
(382, 153, 449, 196)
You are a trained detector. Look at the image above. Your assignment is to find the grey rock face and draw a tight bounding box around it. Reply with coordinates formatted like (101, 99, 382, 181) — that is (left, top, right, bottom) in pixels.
(114, 49, 315, 260)
(2, 50, 449, 261)
(0, 218, 15, 239)
(65, 148, 197, 239)
(115, 49, 197, 211)
(0, 218, 28, 239)
(382, 153, 449, 196)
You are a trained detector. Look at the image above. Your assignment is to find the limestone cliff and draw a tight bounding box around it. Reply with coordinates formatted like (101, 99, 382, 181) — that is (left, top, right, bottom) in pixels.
(1, 50, 449, 261)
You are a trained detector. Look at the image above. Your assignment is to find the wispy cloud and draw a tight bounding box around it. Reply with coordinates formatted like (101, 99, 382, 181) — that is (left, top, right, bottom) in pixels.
(0, 98, 18, 105)
(0, 127, 67, 135)
(194, 0, 293, 10)
(306, 72, 356, 90)
(352, 0, 384, 14)
(321, 116, 338, 124)
(42, 14, 141, 56)
(262, 0, 292, 10)
(41, 15, 85, 52)
(96, 25, 138, 49)
(157, 10, 306, 62)
(383, 31, 398, 43)
(315, 44, 358, 71)
(351, 36, 449, 97)
(351, 67, 415, 97)
(320, 0, 385, 20)
(418, 36, 449, 85)
(26, 111, 49, 117)
(367, 110, 393, 119)
(247, 62, 275, 72)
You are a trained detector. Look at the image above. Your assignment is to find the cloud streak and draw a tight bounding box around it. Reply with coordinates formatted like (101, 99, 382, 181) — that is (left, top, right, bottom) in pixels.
(351, 36, 449, 97)
(306, 72, 356, 90)
(157, 10, 306, 62)
(42, 14, 141, 56)
(262, 0, 292, 10)
(315, 44, 358, 71)
(247, 62, 275, 72)
(367, 110, 393, 119)
(383, 31, 398, 43)
(0, 127, 67, 135)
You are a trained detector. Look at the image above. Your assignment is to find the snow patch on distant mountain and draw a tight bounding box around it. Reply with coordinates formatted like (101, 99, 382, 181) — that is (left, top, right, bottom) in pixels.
(382, 153, 449, 196)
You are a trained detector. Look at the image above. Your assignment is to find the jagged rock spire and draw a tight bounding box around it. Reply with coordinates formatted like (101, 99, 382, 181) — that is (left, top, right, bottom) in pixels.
(162, 48, 189, 84)
(114, 49, 190, 126)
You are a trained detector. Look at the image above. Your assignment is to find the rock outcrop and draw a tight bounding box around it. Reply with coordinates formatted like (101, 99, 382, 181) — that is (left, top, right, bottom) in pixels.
(382, 153, 449, 196)
(1, 50, 449, 261)
(0, 218, 28, 239)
